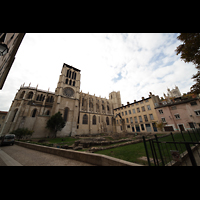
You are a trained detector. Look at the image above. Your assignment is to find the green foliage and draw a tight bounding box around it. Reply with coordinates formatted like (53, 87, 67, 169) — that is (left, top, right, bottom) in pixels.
(46, 112, 66, 138)
(10, 128, 34, 140)
(175, 33, 200, 94)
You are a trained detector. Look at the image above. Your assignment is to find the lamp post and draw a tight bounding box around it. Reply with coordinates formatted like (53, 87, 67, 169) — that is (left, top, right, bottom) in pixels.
(0, 43, 8, 56)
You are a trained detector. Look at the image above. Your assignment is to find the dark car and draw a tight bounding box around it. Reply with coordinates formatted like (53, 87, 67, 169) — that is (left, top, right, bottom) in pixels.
(0, 134, 15, 146)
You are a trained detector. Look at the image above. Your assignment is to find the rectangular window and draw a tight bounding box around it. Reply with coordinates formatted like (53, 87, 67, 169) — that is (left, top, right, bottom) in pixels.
(139, 116, 143, 122)
(128, 110, 131, 114)
(195, 110, 200, 116)
(137, 108, 140, 113)
(126, 118, 129, 123)
(149, 114, 154, 120)
(130, 117, 133, 123)
(125, 111, 127, 115)
(132, 109, 136, 113)
(122, 112, 124, 116)
(158, 109, 163, 114)
(134, 116, 138, 123)
(174, 114, 180, 119)
(141, 124, 145, 130)
(161, 117, 166, 122)
(141, 106, 145, 112)
(147, 105, 151, 110)
(144, 115, 148, 122)
(136, 125, 140, 132)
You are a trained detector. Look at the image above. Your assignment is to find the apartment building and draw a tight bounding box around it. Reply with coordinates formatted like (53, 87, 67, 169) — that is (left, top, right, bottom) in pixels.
(155, 97, 200, 131)
(114, 92, 160, 133)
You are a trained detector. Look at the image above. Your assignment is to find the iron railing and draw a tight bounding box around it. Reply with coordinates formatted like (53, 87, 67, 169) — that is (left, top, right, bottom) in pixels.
(143, 128, 200, 166)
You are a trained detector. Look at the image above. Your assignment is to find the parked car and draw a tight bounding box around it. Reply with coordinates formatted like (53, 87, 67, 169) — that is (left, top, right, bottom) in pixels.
(0, 134, 15, 146)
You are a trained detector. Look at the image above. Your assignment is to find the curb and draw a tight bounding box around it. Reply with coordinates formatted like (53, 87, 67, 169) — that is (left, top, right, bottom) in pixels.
(15, 141, 143, 166)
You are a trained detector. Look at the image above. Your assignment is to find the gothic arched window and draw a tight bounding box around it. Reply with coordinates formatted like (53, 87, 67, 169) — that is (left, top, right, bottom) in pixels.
(89, 102, 93, 108)
(72, 71, 74, 79)
(82, 98, 85, 106)
(46, 110, 50, 115)
(32, 109, 37, 117)
(82, 114, 88, 124)
(36, 94, 40, 101)
(106, 117, 109, 125)
(64, 107, 69, 122)
(92, 115, 96, 125)
(20, 91, 25, 99)
(50, 96, 54, 102)
(66, 69, 70, 77)
(69, 70, 71, 78)
(39, 94, 43, 101)
(27, 91, 33, 99)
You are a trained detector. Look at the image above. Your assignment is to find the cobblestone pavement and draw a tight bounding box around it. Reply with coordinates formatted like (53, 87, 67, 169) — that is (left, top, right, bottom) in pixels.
(0, 145, 93, 166)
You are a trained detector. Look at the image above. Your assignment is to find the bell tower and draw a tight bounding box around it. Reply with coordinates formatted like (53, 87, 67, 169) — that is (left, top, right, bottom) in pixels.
(52, 63, 81, 136)
(55, 63, 81, 100)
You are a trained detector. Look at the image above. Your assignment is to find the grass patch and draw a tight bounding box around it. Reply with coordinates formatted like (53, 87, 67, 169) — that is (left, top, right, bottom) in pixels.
(48, 137, 77, 146)
(95, 142, 148, 165)
(95, 130, 200, 165)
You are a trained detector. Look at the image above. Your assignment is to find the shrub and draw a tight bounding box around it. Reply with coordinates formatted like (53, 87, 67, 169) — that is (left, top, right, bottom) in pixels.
(10, 128, 34, 140)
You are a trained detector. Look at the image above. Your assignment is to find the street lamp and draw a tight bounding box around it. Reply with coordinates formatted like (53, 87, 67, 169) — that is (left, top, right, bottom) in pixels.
(0, 43, 8, 56)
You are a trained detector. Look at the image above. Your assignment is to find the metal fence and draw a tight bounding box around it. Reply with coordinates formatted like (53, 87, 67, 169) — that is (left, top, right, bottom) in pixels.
(143, 128, 200, 166)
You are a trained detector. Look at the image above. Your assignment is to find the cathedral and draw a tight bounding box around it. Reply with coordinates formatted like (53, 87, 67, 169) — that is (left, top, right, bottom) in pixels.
(0, 63, 122, 138)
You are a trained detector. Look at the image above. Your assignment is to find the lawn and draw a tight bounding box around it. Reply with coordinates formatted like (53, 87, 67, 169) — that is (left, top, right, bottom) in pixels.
(95, 130, 200, 166)
(95, 142, 148, 165)
(48, 137, 77, 146)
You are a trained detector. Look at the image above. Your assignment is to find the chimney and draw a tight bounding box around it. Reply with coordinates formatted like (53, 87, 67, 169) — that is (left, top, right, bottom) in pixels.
(122, 104, 124, 107)
(134, 100, 136, 103)
(127, 102, 129, 105)
(142, 97, 144, 100)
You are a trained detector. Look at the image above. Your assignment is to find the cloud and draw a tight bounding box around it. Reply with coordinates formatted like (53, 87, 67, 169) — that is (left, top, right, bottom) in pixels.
(0, 33, 197, 111)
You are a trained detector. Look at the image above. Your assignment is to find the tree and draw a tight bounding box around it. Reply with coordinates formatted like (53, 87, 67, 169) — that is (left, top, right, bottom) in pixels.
(10, 128, 34, 140)
(155, 121, 165, 131)
(46, 112, 66, 138)
(175, 33, 200, 94)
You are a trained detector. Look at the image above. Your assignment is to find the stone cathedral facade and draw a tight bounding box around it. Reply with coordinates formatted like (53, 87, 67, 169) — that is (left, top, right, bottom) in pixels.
(0, 63, 121, 138)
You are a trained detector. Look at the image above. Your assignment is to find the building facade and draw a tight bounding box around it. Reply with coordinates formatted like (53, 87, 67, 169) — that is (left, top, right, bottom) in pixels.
(0, 33, 25, 89)
(0, 63, 121, 138)
(113, 92, 160, 133)
(155, 97, 200, 131)
(163, 86, 181, 100)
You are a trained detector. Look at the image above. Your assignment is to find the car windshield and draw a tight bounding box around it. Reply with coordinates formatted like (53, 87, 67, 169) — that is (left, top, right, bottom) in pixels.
(5, 135, 15, 139)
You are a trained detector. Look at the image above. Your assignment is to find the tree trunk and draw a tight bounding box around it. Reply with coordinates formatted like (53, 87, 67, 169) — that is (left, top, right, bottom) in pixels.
(54, 130, 57, 138)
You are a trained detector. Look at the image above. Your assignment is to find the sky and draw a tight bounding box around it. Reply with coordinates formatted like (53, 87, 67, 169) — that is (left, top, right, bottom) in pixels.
(0, 33, 197, 111)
